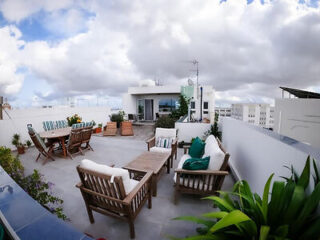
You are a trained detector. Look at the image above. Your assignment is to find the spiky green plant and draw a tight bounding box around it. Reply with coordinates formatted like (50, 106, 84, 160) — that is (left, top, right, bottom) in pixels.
(172, 156, 320, 240)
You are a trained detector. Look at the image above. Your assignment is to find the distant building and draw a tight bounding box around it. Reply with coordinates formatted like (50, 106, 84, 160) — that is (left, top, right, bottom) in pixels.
(215, 107, 231, 117)
(274, 87, 320, 148)
(122, 81, 215, 122)
(2, 98, 11, 110)
(231, 103, 274, 128)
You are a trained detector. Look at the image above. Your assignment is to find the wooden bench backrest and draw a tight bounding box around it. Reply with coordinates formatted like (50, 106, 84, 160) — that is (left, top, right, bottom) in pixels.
(77, 166, 127, 212)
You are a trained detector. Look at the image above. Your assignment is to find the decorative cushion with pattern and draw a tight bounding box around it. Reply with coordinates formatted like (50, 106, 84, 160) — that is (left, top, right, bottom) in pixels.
(156, 137, 173, 148)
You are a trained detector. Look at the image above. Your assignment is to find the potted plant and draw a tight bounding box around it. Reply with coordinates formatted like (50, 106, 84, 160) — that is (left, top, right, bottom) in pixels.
(11, 134, 25, 154)
(25, 140, 32, 149)
(66, 114, 82, 126)
(94, 123, 102, 133)
(110, 111, 125, 128)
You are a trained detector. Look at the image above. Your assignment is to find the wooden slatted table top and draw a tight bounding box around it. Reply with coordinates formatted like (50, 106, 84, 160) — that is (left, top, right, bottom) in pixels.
(124, 151, 171, 174)
(39, 127, 72, 139)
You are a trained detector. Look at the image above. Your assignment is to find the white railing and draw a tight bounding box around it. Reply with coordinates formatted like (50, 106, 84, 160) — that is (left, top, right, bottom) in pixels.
(221, 117, 320, 195)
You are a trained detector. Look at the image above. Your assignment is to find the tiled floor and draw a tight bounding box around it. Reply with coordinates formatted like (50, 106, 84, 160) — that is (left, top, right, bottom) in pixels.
(19, 136, 234, 240)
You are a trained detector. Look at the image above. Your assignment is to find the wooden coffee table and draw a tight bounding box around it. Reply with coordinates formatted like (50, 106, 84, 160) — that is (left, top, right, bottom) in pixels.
(124, 151, 171, 197)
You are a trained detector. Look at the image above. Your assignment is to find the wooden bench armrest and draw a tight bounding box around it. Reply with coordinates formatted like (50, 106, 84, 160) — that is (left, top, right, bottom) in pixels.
(123, 171, 153, 205)
(146, 136, 155, 151)
(76, 182, 83, 188)
(183, 145, 190, 154)
(174, 169, 229, 176)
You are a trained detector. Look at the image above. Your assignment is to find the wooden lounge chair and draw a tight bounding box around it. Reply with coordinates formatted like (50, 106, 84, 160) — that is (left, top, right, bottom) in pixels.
(103, 122, 117, 136)
(76, 161, 152, 239)
(146, 128, 178, 168)
(66, 129, 83, 159)
(28, 127, 55, 165)
(81, 126, 93, 151)
(120, 121, 134, 136)
(173, 136, 230, 204)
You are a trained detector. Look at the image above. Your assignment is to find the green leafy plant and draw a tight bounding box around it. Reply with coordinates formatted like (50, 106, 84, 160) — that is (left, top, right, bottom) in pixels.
(11, 133, 23, 147)
(67, 114, 82, 126)
(0, 147, 67, 220)
(98, 123, 103, 128)
(91, 120, 96, 126)
(282, 157, 320, 188)
(170, 94, 189, 120)
(172, 156, 320, 240)
(110, 111, 125, 128)
(25, 140, 32, 148)
(204, 113, 221, 140)
(155, 115, 176, 128)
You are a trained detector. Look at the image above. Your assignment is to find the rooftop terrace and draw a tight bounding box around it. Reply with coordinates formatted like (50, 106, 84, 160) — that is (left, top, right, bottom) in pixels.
(18, 136, 234, 240)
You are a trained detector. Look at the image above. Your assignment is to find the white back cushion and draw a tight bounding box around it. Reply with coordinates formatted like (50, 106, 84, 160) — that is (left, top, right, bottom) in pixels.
(204, 136, 225, 170)
(155, 128, 176, 139)
(80, 159, 132, 194)
(173, 154, 191, 182)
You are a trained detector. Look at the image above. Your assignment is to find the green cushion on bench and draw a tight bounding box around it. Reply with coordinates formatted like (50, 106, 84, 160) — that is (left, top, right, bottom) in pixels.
(182, 156, 210, 170)
(189, 137, 205, 158)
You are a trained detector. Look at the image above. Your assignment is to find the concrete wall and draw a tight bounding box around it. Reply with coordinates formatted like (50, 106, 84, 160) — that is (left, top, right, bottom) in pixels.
(175, 122, 211, 142)
(274, 98, 320, 148)
(221, 117, 320, 195)
(0, 106, 111, 149)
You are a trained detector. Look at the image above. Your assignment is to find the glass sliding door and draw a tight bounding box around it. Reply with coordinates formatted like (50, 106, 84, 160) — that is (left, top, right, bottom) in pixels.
(137, 99, 144, 120)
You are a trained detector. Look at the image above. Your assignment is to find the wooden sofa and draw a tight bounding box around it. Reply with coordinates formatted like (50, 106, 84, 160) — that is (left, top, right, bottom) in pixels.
(76, 160, 152, 239)
(173, 136, 230, 204)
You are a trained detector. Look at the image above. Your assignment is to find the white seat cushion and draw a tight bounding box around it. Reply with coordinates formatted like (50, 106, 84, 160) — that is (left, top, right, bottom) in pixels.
(80, 159, 133, 195)
(155, 128, 177, 139)
(150, 146, 171, 154)
(204, 135, 225, 170)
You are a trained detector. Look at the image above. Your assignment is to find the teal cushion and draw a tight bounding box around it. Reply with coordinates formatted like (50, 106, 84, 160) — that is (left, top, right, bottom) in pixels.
(182, 156, 210, 170)
(189, 137, 205, 158)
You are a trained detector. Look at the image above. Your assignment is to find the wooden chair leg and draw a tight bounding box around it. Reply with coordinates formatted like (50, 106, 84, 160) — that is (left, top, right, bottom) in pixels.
(36, 153, 41, 162)
(148, 182, 152, 209)
(129, 220, 135, 239)
(175, 150, 177, 160)
(87, 207, 94, 224)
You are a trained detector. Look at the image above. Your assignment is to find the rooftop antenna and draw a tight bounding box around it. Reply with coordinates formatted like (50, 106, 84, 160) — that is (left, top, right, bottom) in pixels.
(184, 59, 199, 99)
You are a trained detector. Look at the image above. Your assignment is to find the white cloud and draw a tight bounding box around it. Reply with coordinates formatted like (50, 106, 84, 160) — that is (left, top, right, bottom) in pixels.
(0, 0, 74, 22)
(0, 0, 320, 106)
(0, 26, 25, 95)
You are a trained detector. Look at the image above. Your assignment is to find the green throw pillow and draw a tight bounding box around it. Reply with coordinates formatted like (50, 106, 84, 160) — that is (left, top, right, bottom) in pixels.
(189, 137, 205, 158)
(182, 156, 210, 170)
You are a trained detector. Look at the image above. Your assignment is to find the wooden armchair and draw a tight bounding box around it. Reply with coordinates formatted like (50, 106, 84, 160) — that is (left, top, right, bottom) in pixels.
(76, 166, 152, 239)
(174, 137, 230, 204)
(103, 122, 117, 136)
(146, 128, 177, 168)
(81, 126, 93, 151)
(28, 127, 55, 165)
(66, 129, 83, 159)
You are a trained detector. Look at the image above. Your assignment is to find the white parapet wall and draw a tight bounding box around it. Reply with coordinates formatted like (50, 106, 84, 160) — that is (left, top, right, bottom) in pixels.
(221, 117, 320, 195)
(175, 122, 211, 142)
(0, 106, 111, 149)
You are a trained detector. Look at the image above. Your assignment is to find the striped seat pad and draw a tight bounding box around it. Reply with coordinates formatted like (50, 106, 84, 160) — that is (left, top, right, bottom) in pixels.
(43, 121, 56, 131)
(156, 137, 173, 148)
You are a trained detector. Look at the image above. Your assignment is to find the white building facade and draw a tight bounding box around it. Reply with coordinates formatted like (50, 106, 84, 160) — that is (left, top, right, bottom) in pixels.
(215, 107, 231, 118)
(274, 98, 320, 148)
(122, 84, 215, 122)
(231, 103, 274, 128)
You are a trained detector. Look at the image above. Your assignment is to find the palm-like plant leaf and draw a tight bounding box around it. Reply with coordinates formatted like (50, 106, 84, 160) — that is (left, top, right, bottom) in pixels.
(297, 156, 310, 189)
(209, 210, 253, 233)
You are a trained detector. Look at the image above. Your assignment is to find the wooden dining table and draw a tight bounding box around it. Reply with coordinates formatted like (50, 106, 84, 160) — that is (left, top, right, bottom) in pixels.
(39, 127, 71, 158)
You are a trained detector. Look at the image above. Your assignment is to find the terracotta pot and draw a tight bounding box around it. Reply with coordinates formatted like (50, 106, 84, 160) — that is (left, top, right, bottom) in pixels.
(17, 146, 25, 154)
(94, 127, 102, 133)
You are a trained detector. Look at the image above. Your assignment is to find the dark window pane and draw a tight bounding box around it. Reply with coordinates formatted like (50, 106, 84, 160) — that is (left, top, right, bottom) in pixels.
(204, 102, 208, 109)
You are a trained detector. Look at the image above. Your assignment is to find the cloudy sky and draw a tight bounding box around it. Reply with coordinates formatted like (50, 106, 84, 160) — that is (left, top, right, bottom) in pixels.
(0, 0, 319, 108)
